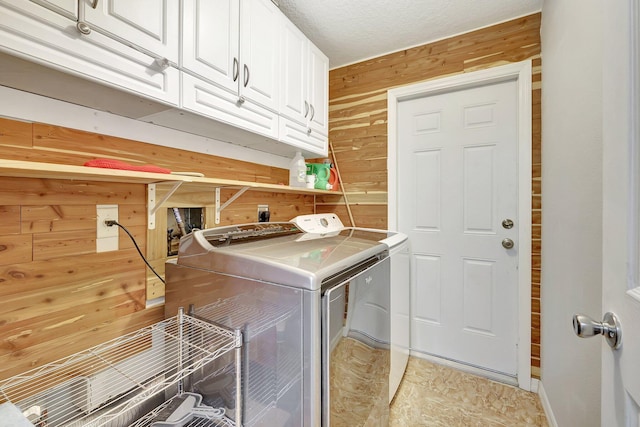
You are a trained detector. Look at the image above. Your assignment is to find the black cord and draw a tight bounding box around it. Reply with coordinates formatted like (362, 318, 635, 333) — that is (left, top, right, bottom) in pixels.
(106, 220, 166, 284)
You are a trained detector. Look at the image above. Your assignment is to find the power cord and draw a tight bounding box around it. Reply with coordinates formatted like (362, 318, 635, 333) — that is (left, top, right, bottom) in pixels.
(105, 220, 166, 284)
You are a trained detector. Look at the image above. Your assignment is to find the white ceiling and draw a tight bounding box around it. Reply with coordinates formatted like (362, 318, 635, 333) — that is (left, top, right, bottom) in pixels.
(276, 0, 543, 69)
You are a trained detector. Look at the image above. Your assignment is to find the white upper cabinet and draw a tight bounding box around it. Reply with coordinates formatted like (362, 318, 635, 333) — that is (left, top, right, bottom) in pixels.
(182, 0, 280, 112)
(182, 0, 240, 94)
(0, 0, 179, 105)
(239, 0, 280, 112)
(31, 0, 78, 20)
(280, 19, 308, 126)
(307, 42, 329, 135)
(81, 0, 179, 64)
(181, 0, 281, 140)
(1, 0, 328, 156)
(279, 18, 329, 152)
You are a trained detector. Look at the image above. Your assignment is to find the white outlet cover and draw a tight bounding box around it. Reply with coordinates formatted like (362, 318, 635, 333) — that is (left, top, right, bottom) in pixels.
(97, 204, 118, 252)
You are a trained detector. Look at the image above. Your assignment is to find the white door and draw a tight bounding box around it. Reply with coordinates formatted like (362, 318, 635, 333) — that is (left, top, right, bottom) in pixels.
(397, 79, 519, 376)
(599, 0, 640, 424)
(82, 0, 179, 63)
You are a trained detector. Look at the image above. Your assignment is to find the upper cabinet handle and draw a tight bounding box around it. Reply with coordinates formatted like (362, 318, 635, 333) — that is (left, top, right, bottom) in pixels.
(233, 58, 239, 82)
(304, 101, 309, 118)
(91, 0, 99, 9)
(309, 104, 315, 121)
(243, 64, 249, 87)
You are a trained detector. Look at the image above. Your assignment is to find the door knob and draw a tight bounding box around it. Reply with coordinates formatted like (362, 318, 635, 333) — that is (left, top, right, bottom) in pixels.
(502, 238, 514, 249)
(573, 312, 622, 349)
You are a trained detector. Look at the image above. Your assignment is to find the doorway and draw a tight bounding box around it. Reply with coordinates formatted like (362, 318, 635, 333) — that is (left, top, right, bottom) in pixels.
(387, 61, 532, 390)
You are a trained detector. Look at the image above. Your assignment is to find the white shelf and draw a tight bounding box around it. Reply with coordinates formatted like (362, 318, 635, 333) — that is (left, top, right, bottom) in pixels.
(0, 312, 242, 427)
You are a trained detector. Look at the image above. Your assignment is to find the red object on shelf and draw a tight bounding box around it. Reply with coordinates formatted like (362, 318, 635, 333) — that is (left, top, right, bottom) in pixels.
(329, 168, 339, 190)
(84, 158, 171, 174)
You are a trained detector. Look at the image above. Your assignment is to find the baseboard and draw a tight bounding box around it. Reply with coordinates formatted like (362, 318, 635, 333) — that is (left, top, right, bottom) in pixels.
(530, 377, 540, 393)
(537, 380, 559, 427)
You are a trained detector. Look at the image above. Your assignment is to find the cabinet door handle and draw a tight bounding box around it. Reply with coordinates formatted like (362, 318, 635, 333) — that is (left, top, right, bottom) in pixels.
(309, 104, 315, 122)
(243, 64, 249, 87)
(304, 101, 309, 118)
(154, 57, 170, 70)
(91, 0, 99, 8)
(232, 58, 239, 82)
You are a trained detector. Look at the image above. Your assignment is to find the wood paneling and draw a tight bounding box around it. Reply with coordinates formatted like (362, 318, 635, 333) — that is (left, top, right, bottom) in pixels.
(0, 206, 21, 235)
(326, 13, 542, 377)
(0, 118, 314, 380)
(0, 234, 32, 265)
(0, 117, 32, 148)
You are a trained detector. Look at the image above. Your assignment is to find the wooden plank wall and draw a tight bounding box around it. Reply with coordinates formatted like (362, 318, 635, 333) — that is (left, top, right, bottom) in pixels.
(322, 13, 542, 377)
(0, 117, 314, 379)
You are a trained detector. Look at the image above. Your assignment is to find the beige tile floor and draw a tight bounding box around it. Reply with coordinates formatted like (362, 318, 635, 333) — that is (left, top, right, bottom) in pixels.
(390, 357, 549, 426)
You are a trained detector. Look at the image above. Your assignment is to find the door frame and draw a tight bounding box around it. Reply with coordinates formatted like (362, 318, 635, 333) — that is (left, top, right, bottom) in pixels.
(387, 60, 533, 390)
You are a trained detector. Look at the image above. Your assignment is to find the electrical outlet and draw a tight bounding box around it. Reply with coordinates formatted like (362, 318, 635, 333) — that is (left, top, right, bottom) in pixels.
(97, 204, 118, 252)
(258, 204, 270, 222)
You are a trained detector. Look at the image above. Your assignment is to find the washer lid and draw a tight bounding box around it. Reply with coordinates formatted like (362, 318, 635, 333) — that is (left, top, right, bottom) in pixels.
(177, 225, 388, 290)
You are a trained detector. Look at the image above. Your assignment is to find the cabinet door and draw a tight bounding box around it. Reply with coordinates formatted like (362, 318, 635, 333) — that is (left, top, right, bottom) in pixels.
(307, 42, 329, 136)
(82, 0, 179, 63)
(182, 0, 240, 95)
(279, 117, 328, 155)
(182, 72, 278, 139)
(0, 0, 179, 105)
(31, 0, 78, 19)
(279, 18, 308, 126)
(240, 0, 280, 111)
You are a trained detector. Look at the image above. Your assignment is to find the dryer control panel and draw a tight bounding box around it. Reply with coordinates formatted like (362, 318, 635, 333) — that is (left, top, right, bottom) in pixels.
(290, 214, 345, 234)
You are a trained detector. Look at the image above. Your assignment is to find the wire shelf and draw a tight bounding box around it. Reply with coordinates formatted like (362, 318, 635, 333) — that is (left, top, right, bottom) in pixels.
(0, 312, 241, 427)
(195, 292, 298, 339)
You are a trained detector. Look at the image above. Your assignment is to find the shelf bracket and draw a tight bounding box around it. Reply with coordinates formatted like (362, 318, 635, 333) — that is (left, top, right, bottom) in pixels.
(148, 181, 184, 229)
(215, 186, 250, 224)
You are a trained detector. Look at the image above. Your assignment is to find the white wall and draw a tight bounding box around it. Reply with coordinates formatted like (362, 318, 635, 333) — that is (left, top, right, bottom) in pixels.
(540, 0, 603, 425)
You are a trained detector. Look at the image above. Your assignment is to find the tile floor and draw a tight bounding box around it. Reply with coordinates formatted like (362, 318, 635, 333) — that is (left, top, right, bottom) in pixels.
(390, 357, 549, 426)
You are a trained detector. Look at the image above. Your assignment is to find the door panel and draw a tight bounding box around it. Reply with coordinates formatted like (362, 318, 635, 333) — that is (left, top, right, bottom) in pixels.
(32, 0, 77, 19)
(398, 79, 519, 376)
(463, 145, 496, 232)
(413, 254, 441, 323)
(83, 0, 179, 62)
(182, 0, 240, 94)
(240, 0, 280, 111)
(414, 150, 441, 229)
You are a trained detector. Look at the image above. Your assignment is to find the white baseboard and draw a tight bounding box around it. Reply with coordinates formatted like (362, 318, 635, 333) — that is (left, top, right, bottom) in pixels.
(530, 377, 540, 393)
(537, 380, 558, 427)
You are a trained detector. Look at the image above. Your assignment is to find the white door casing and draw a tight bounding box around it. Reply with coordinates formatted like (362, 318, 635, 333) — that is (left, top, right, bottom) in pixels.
(388, 61, 532, 390)
(601, 0, 640, 424)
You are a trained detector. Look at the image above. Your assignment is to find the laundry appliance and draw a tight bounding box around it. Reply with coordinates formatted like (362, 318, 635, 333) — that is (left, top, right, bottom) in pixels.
(165, 213, 408, 426)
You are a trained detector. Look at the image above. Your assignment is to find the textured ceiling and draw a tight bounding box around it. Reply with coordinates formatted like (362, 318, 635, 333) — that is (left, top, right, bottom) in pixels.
(276, 0, 542, 69)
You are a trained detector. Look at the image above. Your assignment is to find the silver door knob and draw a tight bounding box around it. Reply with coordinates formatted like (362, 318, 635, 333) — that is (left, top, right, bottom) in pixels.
(502, 219, 514, 229)
(502, 238, 514, 249)
(573, 312, 622, 349)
